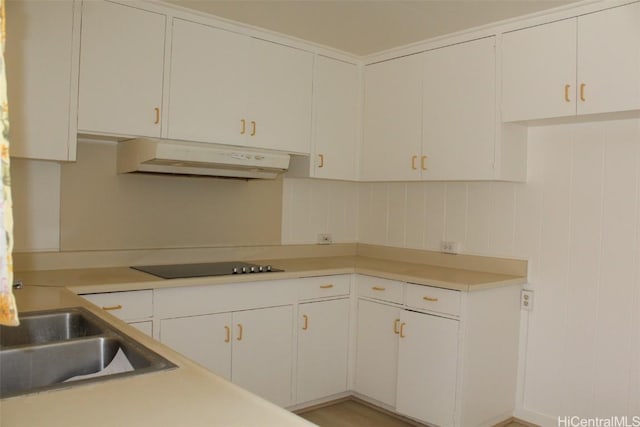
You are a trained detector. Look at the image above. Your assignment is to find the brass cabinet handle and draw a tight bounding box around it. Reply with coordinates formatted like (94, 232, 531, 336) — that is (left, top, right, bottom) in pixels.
(372, 286, 386, 291)
(236, 324, 243, 341)
(102, 304, 122, 311)
(224, 326, 231, 343)
(423, 296, 439, 302)
(318, 154, 324, 168)
(302, 314, 309, 330)
(320, 284, 334, 289)
(240, 119, 246, 135)
(580, 83, 586, 102)
(421, 155, 427, 171)
(154, 107, 160, 124)
(411, 155, 418, 170)
(399, 322, 406, 338)
(564, 84, 571, 103)
(393, 318, 400, 334)
(250, 121, 256, 136)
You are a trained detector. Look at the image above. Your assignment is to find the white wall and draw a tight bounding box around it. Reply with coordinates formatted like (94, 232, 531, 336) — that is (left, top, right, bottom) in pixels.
(281, 177, 358, 244)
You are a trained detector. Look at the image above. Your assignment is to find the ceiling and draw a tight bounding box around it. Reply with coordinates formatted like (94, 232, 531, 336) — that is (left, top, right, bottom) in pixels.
(165, 0, 578, 56)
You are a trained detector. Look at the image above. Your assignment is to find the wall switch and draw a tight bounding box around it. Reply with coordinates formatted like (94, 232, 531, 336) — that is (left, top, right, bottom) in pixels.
(318, 233, 332, 244)
(441, 240, 460, 254)
(521, 289, 534, 311)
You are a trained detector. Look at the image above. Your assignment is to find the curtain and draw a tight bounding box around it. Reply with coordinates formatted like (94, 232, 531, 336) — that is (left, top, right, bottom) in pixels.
(0, 0, 18, 326)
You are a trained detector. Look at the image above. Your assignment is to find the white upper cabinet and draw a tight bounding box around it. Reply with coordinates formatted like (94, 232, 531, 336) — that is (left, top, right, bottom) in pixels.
(422, 37, 496, 181)
(361, 54, 423, 181)
(6, 0, 78, 161)
(502, 2, 640, 122)
(311, 56, 359, 180)
(577, 2, 640, 115)
(167, 18, 250, 147)
(168, 20, 313, 154)
(246, 38, 313, 154)
(77, 1, 166, 138)
(502, 19, 576, 122)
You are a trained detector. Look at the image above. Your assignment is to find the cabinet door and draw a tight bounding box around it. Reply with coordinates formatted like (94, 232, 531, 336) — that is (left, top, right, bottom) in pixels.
(232, 305, 293, 407)
(577, 2, 640, 115)
(354, 299, 400, 407)
(160, 313, 232, 380)
(501, 18, 577, 122)
(297, 298, 350, 403)
(77, 1, 165, 137)
(422, 37, 495, 180)
(361, 54, 423, 181)
(6, 0, 77, 161)
(312, 56, 359, 180)
(167, 19, 250, 146)
(246, 39, 313, 154)
(396, 310, 459, 427)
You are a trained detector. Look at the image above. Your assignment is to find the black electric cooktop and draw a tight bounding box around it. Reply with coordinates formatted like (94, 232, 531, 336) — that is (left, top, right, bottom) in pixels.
(131, 261, 283, 279)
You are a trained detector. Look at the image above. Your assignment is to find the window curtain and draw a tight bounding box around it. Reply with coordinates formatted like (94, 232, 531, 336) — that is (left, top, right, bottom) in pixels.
(0, 0, 18, 326)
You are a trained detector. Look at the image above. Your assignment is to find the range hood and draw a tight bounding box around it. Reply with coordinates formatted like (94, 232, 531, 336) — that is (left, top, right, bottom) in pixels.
(117, 138, 290, 179)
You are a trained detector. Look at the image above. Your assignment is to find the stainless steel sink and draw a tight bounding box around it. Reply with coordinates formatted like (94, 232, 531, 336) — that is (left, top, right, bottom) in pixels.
(0, 308, 104, 347)
(0, 307, 176, 399)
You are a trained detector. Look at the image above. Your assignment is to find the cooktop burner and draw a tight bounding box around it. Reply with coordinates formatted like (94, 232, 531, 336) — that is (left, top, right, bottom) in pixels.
(131, 261, 283, 279)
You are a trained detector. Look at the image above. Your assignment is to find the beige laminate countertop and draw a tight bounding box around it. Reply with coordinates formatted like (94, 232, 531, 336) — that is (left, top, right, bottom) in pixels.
(0, 286, 315, 427)
(2, 255, 525, 427)
(15, 255, 526, 294)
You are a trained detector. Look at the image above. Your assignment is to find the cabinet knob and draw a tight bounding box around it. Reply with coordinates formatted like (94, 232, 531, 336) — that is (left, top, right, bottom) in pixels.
(240, 119, 246, 135)
(423, 296, 439, 302)
(393, 318, 400, 334)
(320, 284, 334, 289)
(250, 121, 256, 136)
(421, 155, 427, 171)
(372, 286, 386, 291)
(302, 314, 309, 330)
(399, 322, 406, 338)
(236, 324, 243, 341)
(154, 107, 160, 124)
(318, 154, 324, 168)
(102, 304, 122, 311)
(224, 325, 231, 343)
(564, 84, 571, 103)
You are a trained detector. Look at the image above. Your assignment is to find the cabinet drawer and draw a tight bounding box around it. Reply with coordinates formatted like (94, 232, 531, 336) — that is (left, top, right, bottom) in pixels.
(298, 275, 350, 300)
(404, 284, 461, 316)
(356, 276, 403, 304)
(82, 290, 153, 321)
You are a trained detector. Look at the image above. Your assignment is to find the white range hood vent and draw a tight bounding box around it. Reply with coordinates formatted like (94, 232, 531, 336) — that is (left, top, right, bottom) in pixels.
(117, 138, 290, 179)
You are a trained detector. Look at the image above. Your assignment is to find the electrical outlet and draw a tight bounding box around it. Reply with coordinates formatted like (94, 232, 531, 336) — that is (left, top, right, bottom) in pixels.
(317, 233, 332, 244)
(521, 289, 534, 311)
(440, 241, 460, 254)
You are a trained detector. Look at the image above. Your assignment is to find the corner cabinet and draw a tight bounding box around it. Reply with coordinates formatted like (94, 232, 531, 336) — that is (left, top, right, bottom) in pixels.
(6, 0, 79, 161)
(502, 2, 640, 122)
(361, 53, 423, 181)
(167, 18, 313, 154)
(361, 37, 526, 182)
(77, 0, 166, 138)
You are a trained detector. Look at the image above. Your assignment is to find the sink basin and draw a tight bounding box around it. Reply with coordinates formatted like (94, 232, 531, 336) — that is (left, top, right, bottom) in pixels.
(0, 307, 176, 399)
(0, 308, 104, 347)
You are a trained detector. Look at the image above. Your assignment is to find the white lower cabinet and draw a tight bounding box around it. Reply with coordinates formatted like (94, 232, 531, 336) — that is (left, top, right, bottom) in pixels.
(81, 290, 154, 336)
(296, 298, 350, 404)
(355, 277, 521, 427)
(354, 299, 400, 407)
(160, 305, 293, 407)
(396, 310, 458, 426)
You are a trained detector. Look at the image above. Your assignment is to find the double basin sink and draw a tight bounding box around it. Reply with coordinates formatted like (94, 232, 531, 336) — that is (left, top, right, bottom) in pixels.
(0, 307, 176, 398)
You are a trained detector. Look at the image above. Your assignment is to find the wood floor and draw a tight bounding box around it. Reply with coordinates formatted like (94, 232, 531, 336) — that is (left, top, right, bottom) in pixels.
(297, 399, 529, 427)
